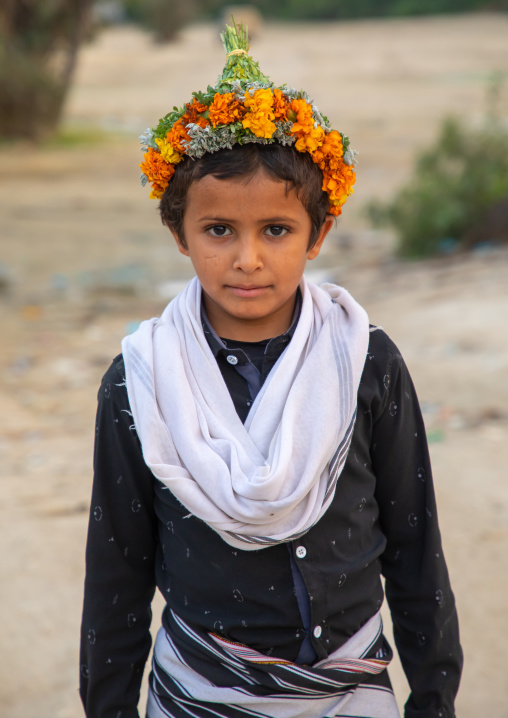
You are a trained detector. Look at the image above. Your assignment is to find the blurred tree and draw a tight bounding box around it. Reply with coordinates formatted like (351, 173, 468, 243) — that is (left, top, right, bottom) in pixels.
(0, 0, 94, 140)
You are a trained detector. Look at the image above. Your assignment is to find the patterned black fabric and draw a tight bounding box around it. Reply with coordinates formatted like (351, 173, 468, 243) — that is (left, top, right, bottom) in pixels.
(80, 327, 462, 718)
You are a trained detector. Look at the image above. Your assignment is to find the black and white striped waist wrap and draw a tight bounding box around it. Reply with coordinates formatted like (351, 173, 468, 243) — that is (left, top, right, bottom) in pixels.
(147, 609, 400, 718)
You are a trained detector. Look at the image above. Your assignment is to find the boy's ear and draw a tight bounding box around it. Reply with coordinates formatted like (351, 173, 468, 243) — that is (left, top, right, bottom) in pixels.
(167, 224, 189, 256)
(307, 216, 335, 260)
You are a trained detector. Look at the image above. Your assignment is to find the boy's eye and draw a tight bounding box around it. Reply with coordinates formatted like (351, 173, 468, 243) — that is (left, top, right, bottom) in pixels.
(265, 225, 288, 237)
(207, 225, 232, 237)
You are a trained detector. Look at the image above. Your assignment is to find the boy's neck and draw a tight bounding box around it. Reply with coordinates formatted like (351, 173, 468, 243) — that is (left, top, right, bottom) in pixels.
(201, 288, 302, 343)
(213, 319, 287, 343)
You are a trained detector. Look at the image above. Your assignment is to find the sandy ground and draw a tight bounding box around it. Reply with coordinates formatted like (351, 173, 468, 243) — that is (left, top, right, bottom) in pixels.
(1, 13, 508, 718)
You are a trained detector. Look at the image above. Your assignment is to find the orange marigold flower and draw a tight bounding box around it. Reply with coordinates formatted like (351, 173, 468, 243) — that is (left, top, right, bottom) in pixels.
(242, 89, 276, 139)
(311, 130, 343, 166)
(321, 160, 356, 213)
(183, 98, 208, 123)
(193, 116, 209, 129)
(208, 92, 246, 127)
(295, 125, 325, 154)
(290, 98, 315, 136)
(139, 148, 176, 199)
(273, 88, 290, 121)
(167, 118, 191, 153)
(149, 182, 168, 200)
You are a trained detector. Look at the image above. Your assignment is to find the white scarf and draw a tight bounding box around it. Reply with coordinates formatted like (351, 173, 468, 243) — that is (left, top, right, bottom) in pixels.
(122, 276, 369, 550)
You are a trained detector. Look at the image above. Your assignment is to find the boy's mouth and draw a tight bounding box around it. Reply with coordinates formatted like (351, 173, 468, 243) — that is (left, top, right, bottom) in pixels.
(227, 285, 270, 298)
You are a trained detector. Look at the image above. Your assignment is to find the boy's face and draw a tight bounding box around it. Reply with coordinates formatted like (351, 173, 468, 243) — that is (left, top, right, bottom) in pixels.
(171, 168, 333, 341)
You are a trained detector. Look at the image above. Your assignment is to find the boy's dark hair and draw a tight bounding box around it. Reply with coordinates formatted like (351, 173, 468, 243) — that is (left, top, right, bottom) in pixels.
(159, 143, 331, 249)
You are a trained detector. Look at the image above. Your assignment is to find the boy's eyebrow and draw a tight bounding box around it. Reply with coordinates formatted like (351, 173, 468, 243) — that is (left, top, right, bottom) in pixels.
(197, 215, 298, 223)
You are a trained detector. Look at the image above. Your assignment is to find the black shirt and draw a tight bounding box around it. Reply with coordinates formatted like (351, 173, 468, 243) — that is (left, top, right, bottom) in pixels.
(80, 326, 462, 718)
(201, 289, 301, 422)
(201, 296, 317, 665)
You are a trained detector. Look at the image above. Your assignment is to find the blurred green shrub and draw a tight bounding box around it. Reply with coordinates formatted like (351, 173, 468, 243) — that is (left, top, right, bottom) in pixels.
(247, 0, 492, 21)
(366, 107, 508, 257)
(117, 0, 501, 28)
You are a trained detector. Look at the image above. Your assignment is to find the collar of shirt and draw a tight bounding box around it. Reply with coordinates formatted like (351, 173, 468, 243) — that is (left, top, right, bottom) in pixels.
(200, 288, 302, 402)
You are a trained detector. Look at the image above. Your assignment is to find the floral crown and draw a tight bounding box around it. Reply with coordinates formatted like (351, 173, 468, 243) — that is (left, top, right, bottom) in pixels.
(139, 22, 356, 216)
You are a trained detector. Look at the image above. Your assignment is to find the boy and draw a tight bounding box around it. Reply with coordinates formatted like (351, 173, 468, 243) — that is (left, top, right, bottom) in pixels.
(80, 23, 462, 718)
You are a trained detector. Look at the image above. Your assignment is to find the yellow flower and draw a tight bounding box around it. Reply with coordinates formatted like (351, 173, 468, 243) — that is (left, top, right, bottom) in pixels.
(242, 88, 276, 139)
(155, 137, 184, 165)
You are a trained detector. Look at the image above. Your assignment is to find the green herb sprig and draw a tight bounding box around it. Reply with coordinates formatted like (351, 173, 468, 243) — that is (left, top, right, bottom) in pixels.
(217, 20, 271, 90)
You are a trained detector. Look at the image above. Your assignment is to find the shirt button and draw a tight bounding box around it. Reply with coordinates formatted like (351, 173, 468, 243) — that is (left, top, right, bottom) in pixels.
(313, 625, 322, 638)
(296, 546, 307, 559)
(226, 355, 238, 365)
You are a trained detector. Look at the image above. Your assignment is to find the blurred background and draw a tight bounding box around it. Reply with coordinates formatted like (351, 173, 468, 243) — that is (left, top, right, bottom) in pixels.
(1, 1, 508, 717)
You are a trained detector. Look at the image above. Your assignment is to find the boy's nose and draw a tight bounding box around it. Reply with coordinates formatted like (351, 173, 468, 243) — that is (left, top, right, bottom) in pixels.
(232, 235, 263, 273)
